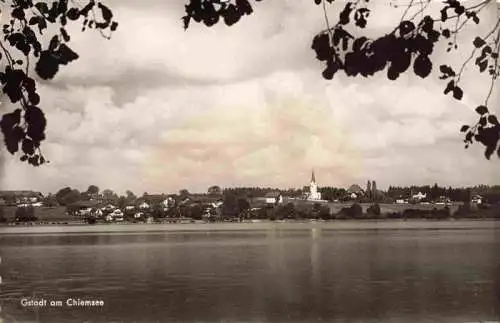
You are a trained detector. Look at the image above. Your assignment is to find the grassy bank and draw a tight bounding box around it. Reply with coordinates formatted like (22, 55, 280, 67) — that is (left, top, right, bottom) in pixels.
(1, 206, 78, 222)
(325, 202, 462, 215)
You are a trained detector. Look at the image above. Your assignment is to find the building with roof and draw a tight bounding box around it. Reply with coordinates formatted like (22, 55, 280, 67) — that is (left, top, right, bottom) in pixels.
(346, 184, 364, 199)
(471, 194, 483, 204)
(412, 192, 427, 201)
(264, 191, 283, 205)
(307, 170, 322, 200)
(0, 190, 43, 205)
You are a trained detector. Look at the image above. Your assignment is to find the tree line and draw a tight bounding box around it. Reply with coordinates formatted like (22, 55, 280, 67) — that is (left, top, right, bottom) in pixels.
(44, 183, 500, 208)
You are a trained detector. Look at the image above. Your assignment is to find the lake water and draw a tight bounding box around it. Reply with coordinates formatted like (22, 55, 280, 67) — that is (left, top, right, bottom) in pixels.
(0, 220, 499, 323)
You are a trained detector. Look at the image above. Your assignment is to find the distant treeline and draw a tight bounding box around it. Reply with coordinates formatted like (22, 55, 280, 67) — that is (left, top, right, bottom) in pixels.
(223, 185, 500, 203)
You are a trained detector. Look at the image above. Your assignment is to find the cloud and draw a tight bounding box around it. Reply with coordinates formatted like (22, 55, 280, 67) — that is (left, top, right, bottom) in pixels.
(0, 0, 499, 194)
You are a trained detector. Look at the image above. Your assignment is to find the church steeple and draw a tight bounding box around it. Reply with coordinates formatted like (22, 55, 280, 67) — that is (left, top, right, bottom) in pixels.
(311, 170, 316, 183)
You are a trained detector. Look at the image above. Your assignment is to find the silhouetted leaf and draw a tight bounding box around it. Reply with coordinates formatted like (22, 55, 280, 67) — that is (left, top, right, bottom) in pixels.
(452, 86, 463, 100)
(98, 3, 113, 22)
(22, 138, 35, 155)
(440, 8, 448, 22)
(482, 45, 492, 55)
(80, 1, 95, 17)
(60, 28, 70, 42)
(488, 115, 499, 126)
(399, 21, 415, 36)
(37, 17, 47, 33)
(11, 8, 25, 20)
(485, 144, 496, 159)
(28, 92, 40, 105)
(55, 43, 79, 65)
(339, 3, 353, 25)
(35, 1, 48, 13)
(110, 21, 118, 31)
(473, 36, 486, 48)
(354, 8, 369, 28)
(439, 65, 455, 77)
(312, 33, 332, 61)
(66, 8, 80, 20)
(460, 125, 469, 132)
(236, 0, 253, 16)
(465, 131, 474, 143)
(0, 109, 21, 130)
(35, 51, 59, 80)
(222, 4, 240, 26)
(25, 106, 47, 143)
(478, 60, 487, 72)
(454, 5, 465, 15)
(476, 105, 488, 115)
(48, 35, 59, 51)
(4, 126, 24, 154)
(413, 55, 432, 78)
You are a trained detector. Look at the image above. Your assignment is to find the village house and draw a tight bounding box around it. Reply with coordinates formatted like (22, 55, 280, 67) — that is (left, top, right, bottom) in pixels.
(67, 200, 103, 217)
(471, 194, 483, 204)
(138, 202, 150, 210)
(0, 190, 44, 205)
(346, 185, 364, 199)
(395, 197, 409, 204)
(264, 191, 283, 205)
(435, 196, 451, 205)
(412, 192, 427, 201)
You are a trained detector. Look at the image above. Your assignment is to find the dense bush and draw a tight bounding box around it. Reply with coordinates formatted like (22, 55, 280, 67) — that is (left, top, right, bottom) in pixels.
(15, 206, 37, 222)
(337, 203, 363, 219)
(367, 203, 381, 216)
(0, 206, 6, 223)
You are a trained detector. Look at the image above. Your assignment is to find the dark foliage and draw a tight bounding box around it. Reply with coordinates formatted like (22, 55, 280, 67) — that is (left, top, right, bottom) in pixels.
(183, 0, 500, 160)
(15, 205, 37, 222)
(0, 205, 6, 223)
(0, 0, 118, 165)
(367, 203, 381, 216)
(338, 202, 363, 218)
(55, 186, 81, 205)
(86, 185, 99, 194)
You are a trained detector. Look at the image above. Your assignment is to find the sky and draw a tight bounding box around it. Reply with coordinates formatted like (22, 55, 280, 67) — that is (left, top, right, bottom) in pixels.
(0, 0, 499, 195)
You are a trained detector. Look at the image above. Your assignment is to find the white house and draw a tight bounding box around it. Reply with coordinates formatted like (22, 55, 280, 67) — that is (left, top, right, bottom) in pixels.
(111, 209, 124, 221)
(346, 184, 364, 200)
(395, 198, 408, 204)
(139, 202, 150, 209)
(264, 192, 283, 204)
(471, 195, 483, 204)
(412, 192, 427, 201)
(162, 197, 174, 209)
(211, 201, 223, 208)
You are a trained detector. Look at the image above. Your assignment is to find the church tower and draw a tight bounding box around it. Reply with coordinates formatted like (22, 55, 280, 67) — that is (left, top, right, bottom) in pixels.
(308, 170, 321, 200)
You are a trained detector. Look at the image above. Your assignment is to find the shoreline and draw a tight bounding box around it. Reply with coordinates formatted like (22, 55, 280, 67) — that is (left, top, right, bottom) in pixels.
(0, 219, 498, 234)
